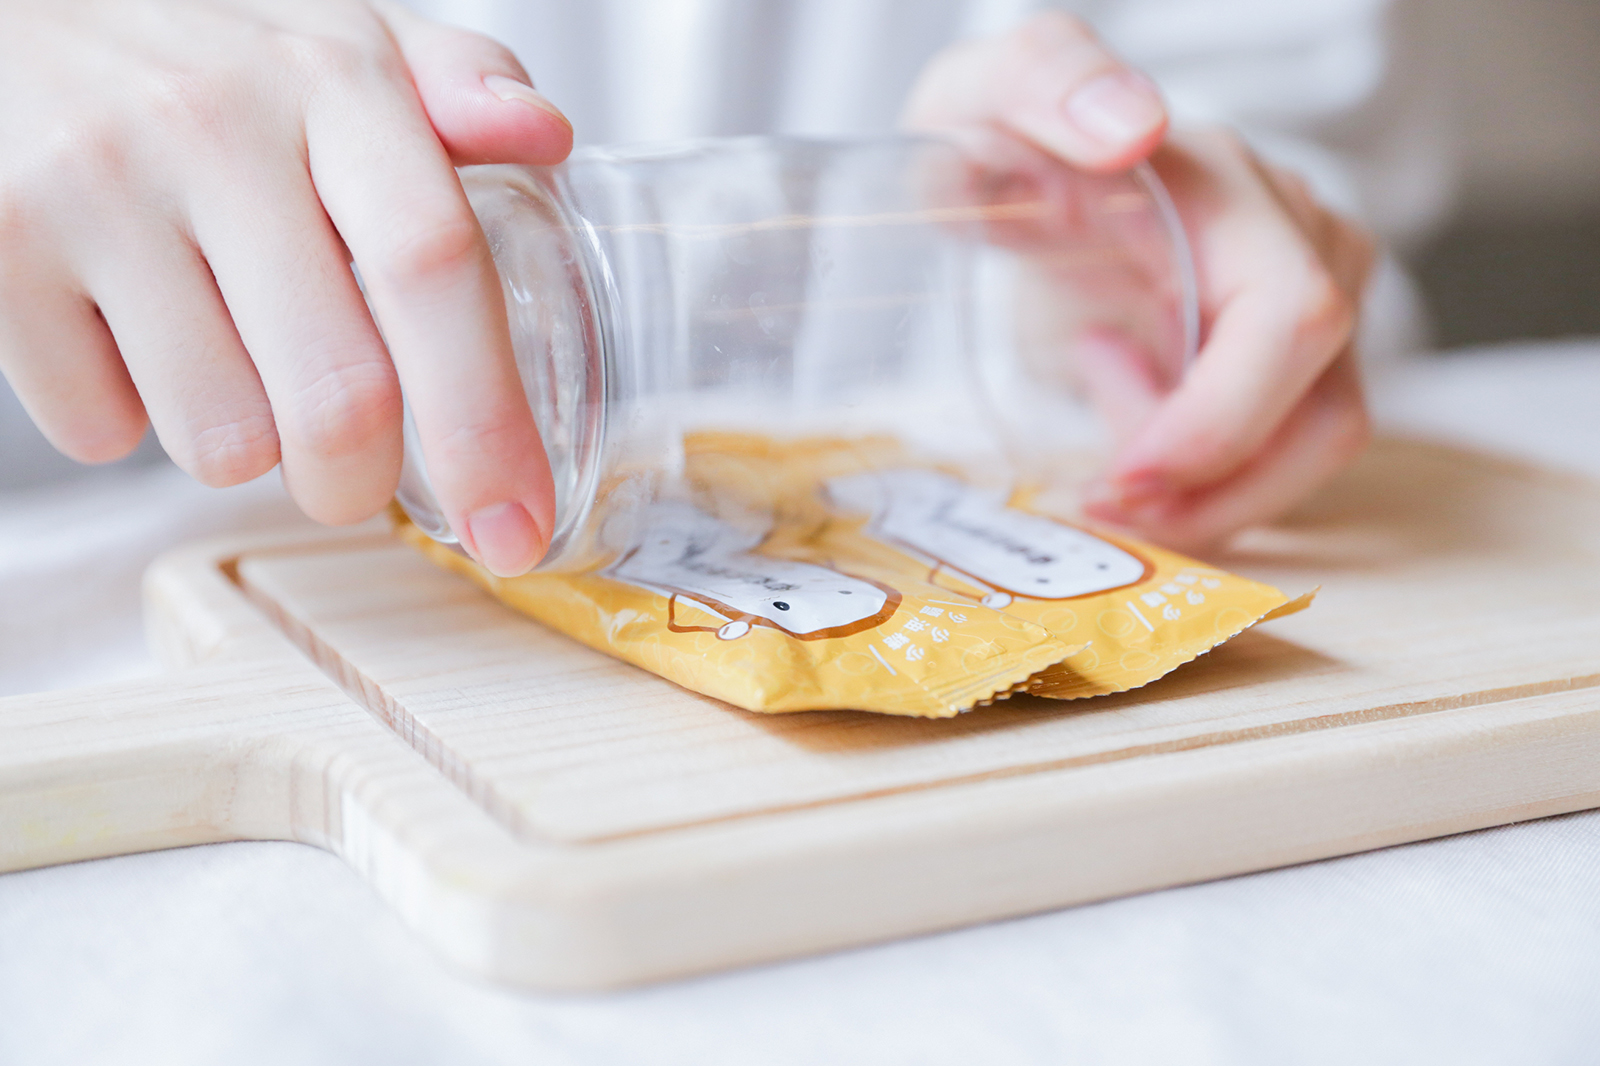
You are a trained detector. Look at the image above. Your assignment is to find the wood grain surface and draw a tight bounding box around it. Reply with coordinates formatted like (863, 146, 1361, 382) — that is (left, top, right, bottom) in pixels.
(2, 439, 1598, 989)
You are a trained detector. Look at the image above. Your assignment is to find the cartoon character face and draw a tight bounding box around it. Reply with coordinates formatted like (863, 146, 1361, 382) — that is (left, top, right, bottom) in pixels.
(826, 469, 1147, 600)
(603, 500, 892, 639)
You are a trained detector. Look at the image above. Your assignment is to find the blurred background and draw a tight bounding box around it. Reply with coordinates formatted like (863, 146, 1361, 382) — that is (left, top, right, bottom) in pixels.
(1411, 0, 1600, 346)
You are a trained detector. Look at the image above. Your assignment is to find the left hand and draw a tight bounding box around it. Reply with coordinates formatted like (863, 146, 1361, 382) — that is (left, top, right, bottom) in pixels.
(904, 12, 1375, 552)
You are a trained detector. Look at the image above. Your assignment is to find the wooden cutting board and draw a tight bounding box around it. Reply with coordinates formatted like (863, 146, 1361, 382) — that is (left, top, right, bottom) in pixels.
(3, 438, 1598, 990)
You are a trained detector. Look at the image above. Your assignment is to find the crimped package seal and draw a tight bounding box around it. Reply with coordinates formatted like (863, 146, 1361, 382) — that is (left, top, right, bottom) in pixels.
(817, 471, 1313, 699)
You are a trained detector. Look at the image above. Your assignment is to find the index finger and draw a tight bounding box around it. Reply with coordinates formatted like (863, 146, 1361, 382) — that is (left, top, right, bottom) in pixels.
(903, 11, 1168, 173)
(308, 73, 555, 577)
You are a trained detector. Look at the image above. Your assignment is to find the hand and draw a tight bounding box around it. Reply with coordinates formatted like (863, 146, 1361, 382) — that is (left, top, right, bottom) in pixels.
(905, 12, 1375, 551)
(0, 0, 572, 575)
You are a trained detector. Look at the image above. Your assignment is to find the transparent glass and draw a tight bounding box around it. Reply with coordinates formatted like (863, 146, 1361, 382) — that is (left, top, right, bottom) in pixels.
(396, 134, 1197, 571)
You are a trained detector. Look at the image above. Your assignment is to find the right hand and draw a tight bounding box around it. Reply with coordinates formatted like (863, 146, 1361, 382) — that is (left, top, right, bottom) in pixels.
(0, 0, 571, 575)
(905, 13, 1374, 552)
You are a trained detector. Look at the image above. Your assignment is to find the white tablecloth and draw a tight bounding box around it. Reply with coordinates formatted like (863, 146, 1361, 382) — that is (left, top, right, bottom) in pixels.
(2, 340, 1598, 1066)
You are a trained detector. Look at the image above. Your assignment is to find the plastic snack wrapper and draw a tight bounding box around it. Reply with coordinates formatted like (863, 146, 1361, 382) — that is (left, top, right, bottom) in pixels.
(394, 434, 1310, 717)
(814, 468, 1315, 700)
(396, 503, 1075, 718)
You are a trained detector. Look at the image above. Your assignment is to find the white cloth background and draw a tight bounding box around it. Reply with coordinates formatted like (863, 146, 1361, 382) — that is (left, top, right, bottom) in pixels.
(2, 341, 1599, 1065)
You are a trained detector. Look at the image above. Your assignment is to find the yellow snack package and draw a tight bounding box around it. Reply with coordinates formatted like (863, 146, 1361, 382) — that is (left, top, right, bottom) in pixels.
(814, 467, 1312, 699)
(394, 432, 1309, 715)
(395, 496, 1075, 718)
(676, 433, 1314, 701)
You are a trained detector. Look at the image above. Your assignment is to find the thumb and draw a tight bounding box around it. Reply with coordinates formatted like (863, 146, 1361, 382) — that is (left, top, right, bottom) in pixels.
(904, 12, 1166, 173)
(374, 2, 574, 167)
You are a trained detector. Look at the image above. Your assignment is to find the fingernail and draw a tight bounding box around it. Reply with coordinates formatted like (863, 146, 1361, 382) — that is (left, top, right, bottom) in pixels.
(463, 501, 545, 577)
(1064, 71, 1164, 146)
(482, 74, 573, 132)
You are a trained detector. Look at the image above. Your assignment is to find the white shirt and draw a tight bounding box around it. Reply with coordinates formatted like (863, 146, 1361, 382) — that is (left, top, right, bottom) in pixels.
(405, 0, 1454, 245)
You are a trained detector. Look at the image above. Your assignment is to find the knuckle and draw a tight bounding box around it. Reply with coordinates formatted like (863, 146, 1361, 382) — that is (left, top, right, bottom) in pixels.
(1294, 264, 1357, 351)
(374, 212, 486, 288)
(29, 117, 136, 201)
(180, 409, 282, 487)
(280, 32, 390, 88)
(435, 411, 533, 467)
(283, 358, 401, 461)
(138, 31, 390, 138)
(140, 67, 253, 144)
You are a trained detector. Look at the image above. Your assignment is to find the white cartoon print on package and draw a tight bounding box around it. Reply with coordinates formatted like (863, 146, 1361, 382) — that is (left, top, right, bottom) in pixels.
(825, 469, 1146, 608)
(602, 500, 892, 641)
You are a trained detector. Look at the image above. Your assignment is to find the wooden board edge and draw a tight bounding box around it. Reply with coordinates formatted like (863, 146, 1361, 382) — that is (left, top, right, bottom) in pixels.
(369, 684, 1600, 990)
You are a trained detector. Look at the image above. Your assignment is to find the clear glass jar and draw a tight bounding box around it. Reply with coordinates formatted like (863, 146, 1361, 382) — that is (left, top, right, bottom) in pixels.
(397, 135, 1197, 571)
